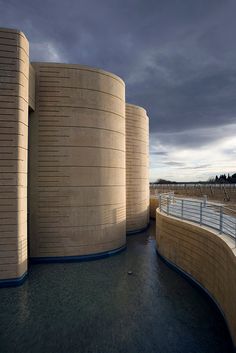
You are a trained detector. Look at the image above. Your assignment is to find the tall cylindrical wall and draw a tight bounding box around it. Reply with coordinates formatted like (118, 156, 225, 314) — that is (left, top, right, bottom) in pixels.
(29, 63, 126, 258)
(126, 103, 149, 233)
(0, 28, 29, 281)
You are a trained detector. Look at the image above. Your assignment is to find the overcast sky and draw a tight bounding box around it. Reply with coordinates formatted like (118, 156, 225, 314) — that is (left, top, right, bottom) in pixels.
(1, 0, 236, 182)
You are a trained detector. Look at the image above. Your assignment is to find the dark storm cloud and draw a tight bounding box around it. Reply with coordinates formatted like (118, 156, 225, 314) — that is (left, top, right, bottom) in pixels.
(180, 164, 211, 170)
(150, 151, 168, 156)
(0, 0, 236, 150)
(163, 161, 185, 167)
(152, 122, 236, 150)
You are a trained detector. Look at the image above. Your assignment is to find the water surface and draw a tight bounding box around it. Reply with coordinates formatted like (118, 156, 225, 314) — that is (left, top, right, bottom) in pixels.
(0, 222, 233, 353)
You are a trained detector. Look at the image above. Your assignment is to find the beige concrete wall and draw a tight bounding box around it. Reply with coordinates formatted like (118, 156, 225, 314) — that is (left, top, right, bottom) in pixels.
(0, 28, 29, 280)
(126, 103, 149, 233)
(156, 209, 236, 347)
(29, 64, 35, 111)
(29, 63, 126, 258)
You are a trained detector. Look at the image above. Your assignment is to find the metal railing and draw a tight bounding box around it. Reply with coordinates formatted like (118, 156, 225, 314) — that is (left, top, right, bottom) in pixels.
(151, 183, 236, 189)
(159, 193, 236, 240)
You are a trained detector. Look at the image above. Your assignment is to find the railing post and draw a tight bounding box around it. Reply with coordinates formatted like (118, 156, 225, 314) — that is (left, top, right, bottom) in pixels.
(219, 206, 223, 234)
(181, 199, 184, 219)
(235, 221, 236, 247)
(172, 192, 175, 203)
(167, 197, 170, 215)
(159, 195, 162, 212)
(234, 220, 236, 247)
(200, 202, 203, 225)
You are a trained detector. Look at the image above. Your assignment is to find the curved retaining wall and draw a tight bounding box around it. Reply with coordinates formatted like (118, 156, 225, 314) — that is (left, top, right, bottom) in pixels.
(29, 63, 126, 258)
(156, 209, 236, 348)
(0, 28, 29, 283)
(126, 103, 149, 233)
(150, 196, 158, 219)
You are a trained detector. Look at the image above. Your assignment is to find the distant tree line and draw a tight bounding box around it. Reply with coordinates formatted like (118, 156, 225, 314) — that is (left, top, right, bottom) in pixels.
(152, 173, 236, 184)
(208, 173, 236, 184)
(155, 179, 177, 184)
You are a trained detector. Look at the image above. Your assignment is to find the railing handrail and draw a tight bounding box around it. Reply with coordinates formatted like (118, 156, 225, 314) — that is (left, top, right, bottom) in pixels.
(158, 193, 236, 240)
(150, 183, 236, 187)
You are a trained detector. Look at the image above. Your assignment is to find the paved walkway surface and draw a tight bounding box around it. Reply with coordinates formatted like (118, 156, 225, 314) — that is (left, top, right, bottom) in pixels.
(0, 222, 233, 353)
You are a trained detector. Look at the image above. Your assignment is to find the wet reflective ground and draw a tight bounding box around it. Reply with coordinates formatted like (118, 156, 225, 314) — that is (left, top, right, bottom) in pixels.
(0, 222, 233, 353)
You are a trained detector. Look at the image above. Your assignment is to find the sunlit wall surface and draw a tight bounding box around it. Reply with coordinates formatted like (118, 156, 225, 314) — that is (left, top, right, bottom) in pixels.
(0, 28, 29, 281)
(126, 104, 149, 233)
(29, 63, 126, 258)
(0, 27, 150, 284)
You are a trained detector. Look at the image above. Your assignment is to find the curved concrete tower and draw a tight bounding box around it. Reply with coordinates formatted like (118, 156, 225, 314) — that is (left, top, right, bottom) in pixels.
(126, 103, 149, 233)
(0, 28, 29, 283)
(29, 63, 126, 259)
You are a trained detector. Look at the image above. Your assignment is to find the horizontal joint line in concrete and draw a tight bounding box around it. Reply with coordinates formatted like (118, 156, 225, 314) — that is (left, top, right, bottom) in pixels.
(37, 146, 125, 152)
(37, 184, 125, 188)
(38, 202, 124, 207)
(37, 165, 125, 169)
(0, 107, 25, 112)
(0, 146, 28, 151)
(0, 80, 26, 87)
(0, 43, 29, 56)
(38, 86, 124, 102)
(38, 106, 124, 119)
(0, 56, 25, 63)
(38, 221, 125, 230)
(0, 94, 28, 104)
(37, 66, 125, 86)
(0, 67, 28, 79)
(37, 126, 125, 136)
(37, 205, 125, 209)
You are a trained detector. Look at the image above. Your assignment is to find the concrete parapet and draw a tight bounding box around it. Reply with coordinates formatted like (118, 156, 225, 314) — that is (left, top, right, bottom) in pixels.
(156, 209, 236, 348)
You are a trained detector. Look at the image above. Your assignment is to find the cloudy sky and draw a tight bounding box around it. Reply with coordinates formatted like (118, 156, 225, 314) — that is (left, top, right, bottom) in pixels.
(1, 0, 236, 182)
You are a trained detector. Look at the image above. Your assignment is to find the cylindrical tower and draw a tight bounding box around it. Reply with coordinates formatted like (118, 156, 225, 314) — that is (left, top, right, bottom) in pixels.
(126, 103, 149, 233)
(0, 28, 29, 283)
(29, 63, 126, 259)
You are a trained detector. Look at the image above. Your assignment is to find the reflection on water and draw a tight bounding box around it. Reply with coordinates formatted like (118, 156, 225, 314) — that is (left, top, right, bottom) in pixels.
(0, 221, 233, 353)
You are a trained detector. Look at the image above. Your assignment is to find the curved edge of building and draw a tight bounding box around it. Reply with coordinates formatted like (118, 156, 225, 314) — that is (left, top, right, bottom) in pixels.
(0, 272, 28, 288)
(126, 103, 149, 234)
(126, 103, 147, 115)
(30, 243, 127, 263)
(156, 209, 236, 349)
(0, 27, 29, 284)
(30, 61, 125, 87)
(0, 26, 28, 40)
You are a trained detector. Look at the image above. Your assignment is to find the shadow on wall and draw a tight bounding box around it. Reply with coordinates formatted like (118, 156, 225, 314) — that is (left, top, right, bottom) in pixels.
(156, 209, 236, 350)
(150, 196, 159, 219)
(126, 207, 150, 234)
